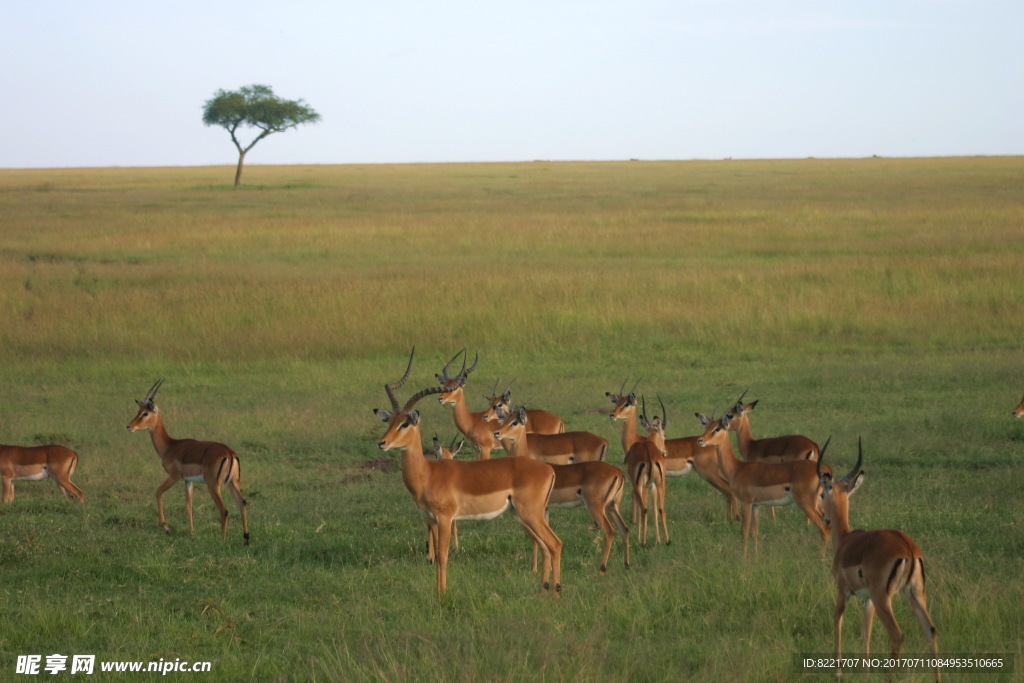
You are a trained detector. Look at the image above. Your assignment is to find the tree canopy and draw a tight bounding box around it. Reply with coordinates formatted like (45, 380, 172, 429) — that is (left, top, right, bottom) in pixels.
(202, 84, 320, 187)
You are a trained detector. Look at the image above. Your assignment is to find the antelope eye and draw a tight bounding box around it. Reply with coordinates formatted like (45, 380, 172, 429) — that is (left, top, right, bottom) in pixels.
(141, 411, 149, 417)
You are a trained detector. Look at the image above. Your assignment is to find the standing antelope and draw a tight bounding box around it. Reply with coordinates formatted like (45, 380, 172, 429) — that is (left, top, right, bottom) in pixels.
(374, 349, 562, 596)
(0, 442, 84, 504)
(726, 390, 821, 462)
(607, 379, 738, 520)
(480, 379, 566, 434)
(126, 380, 250, 545)
(1013, 391, 1024, 418)
(426, 434, 464, 562)
(624, 396, 670, 547)
(820, 439, 940, 681)
(696, 413, 829, 559)
(493, 404, 608, 466)
(435, 350, 504, 459)
(493, 406, 630, 573)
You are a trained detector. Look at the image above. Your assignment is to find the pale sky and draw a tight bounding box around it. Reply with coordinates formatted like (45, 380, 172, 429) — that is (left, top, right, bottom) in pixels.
(2, 0, 1021, 168)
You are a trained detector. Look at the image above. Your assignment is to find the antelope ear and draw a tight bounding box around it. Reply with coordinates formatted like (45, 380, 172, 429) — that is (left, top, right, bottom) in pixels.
(627, 393, 636, 405)
(146, 400, 156, 411)
(746, 400, 759, 411)
(408, 410, 421, 425)
(373, 409, 392, 423)
(502, 390, 511, 402)
(848, 472, 866, 495)
(434, 373, 445, 384)
(695, 412, 710, 425)
(720, 413, 732, 428)
(136, 399, 144, 408)
(606, 392, 618, 402)
(453, 440, 464, 455)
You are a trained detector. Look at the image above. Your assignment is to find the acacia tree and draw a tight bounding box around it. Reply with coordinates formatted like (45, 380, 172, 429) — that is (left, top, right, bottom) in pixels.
(202, 84, 320, 187)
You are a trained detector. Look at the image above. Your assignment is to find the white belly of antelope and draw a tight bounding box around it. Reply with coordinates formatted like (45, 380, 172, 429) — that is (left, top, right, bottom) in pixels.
(456, 499, 513, 521)
(14, 470, 49, 482)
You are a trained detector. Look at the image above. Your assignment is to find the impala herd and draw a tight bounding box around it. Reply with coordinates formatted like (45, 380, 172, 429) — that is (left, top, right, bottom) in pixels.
(5, 352, 1019, 680)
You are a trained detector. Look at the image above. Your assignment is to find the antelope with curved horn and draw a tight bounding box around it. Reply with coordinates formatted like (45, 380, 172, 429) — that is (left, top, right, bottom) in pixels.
(435, 349, 504, 459)
(481, 378, 566, 434)
(607, 380, 737, 520)
(0, 440, 84, 504)
(493, 406, 630, 573)
(725, 390, 821, 462)
(623, 396, 670, 547)
(696, 413, 829, 559)
(820, 439, 940, 681)
(1013, 391, 1024, 418)
(126, 380, 250, 545)
(374, 349, 562, 596)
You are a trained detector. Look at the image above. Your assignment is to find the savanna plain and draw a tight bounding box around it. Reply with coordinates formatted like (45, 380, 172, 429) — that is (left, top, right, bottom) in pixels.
(0, 158, 1022, 681)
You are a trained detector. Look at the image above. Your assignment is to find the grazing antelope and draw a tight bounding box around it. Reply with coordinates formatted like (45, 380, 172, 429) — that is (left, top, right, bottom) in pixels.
(374, 349, 562, 596)
(435, 350, 504, 459)
(607, 379, 738, 519)
(624, 396, 670, 547)
(0, 442, 84, 504)
(493, 406, 630, 573)
(696, 413, 829, 559)
(480, 379, 566, 434)
(820, 439, 940, 681)
(1013, 391, 1024, 418)
(726, 390, 821, 462)
(126, 380, 250, 545)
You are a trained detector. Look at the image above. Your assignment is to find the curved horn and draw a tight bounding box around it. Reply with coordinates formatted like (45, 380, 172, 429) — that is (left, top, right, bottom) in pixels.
(734, 388, 749, 409)
(617, 376, 629, 397)
(403, 384, 447, 413)
(641, 394, 649, 426)
(385, 347, 415, 411)
(489, 378, 500, 396)
(656, 394, 667, 431)
(817, 435, 832, 479)
(440, 348, 465, 382)
(847, 437, 864, 482)
(459, 351, 479, 383)
(630, 379, 641, 396)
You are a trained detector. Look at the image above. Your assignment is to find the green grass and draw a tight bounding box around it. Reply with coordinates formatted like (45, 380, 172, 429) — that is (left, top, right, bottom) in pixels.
(0, 158, 1022, 681)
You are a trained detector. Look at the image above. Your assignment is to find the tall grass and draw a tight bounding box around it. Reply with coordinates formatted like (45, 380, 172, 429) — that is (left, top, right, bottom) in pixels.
(0, 158, 1022, 681)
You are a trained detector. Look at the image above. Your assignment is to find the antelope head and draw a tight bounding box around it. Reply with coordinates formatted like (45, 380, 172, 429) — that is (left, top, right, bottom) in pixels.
(435, 349, 479, 406)
(127, 379, 164, 432)
(607, 377, 640, 421)
(374, 348, 446, 451)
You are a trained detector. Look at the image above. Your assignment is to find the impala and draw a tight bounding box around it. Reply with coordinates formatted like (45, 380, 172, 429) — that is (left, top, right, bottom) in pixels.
(607, 379, 738, 519)
(1013, 391, 1024, 418)
(0, 441, 85, 504)
(427, 434, 464, 562)
(126, 380, 250, 545)
(480, 379, 566, 434)
(696, 413, 829, 559)
(726, 390, 821, 462)
(820, 439, 940, 680)
(492, 404, 608, 466)
(435, 350, 504, 459)
(624, 396, 670, 547)
(374, 349, 562, 596)
(493, 406, 630, 572)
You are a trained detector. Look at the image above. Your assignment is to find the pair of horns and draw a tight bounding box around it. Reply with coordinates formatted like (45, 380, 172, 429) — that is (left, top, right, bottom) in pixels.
(616, 377, 640, 398)
(440, 348, 478, 385)
(641, 394, 667, 431)
(817, 436, 863, 483)
(139, 379, 164, 405)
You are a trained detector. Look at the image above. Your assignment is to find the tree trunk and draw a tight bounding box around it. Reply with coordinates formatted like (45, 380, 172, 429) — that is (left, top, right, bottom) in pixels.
(234, 150, 247, 188)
